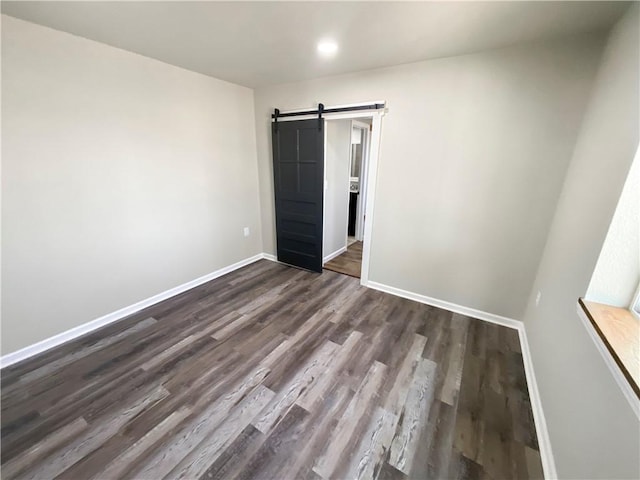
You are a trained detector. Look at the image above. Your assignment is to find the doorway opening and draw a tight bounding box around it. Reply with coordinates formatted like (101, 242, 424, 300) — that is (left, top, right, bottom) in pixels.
(323, 118, 372, 279)
(270, 101, 385, 284)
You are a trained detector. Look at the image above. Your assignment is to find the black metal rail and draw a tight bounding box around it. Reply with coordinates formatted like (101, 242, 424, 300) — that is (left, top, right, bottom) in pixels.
(272, 103, 384, 120)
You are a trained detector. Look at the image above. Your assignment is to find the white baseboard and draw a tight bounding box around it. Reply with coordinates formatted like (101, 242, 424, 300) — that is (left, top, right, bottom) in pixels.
(519, 325, 558, 480)
(364, 280, 522, 330)
(262, 252, 277, 262)
(0, 253, 265, 369)
(323, 246, 347, 264)
(363, 279, 556, 479)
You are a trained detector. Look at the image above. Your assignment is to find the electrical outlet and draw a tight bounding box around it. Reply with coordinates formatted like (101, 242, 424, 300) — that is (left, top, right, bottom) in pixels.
(535, 291, 541, 306)
(243, 227, 250, 237)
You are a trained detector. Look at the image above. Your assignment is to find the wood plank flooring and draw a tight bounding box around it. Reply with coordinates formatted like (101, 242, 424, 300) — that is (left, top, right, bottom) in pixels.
(0, 260, 543, 480)
(324, 241, 363, 278)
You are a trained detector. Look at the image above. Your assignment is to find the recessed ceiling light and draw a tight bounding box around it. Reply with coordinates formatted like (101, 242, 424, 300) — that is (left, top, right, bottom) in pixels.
(317, 40, 338, 57)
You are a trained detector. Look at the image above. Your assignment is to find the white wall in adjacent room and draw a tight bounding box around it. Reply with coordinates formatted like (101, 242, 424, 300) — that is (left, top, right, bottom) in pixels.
(323, 120, 351, 260)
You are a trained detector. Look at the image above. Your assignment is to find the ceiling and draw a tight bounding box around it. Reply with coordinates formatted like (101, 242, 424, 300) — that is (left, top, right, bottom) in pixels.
(1, 1, 630, 88)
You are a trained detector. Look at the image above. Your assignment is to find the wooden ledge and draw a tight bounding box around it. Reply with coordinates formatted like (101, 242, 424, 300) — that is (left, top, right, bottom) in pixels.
(579, 298, 640, 398)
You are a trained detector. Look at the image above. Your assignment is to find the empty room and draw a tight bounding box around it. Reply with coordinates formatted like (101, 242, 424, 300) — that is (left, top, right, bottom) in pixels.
(1, 2, 639, 479)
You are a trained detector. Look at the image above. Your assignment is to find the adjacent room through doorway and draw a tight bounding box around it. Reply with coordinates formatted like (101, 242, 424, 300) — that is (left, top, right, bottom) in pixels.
(323, 240, 363, 278)
(323, 118, 371, 278)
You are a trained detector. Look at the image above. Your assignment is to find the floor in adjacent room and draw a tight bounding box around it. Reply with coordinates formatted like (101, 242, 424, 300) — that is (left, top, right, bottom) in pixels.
(324, 240, 363, 278)
(0, 260, 543, 480)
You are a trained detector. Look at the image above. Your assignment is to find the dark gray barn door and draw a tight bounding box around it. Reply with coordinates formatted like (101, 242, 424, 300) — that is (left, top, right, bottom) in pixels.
(272, 119, 324, 272)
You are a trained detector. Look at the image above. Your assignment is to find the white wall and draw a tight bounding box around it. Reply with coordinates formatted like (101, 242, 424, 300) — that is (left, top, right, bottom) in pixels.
(522, 5, 640, 479)
(586, 146, 639, 307)
(254, 34, 605, 319)
(1, 15, 263, 354)
(323, 120, 351, 260)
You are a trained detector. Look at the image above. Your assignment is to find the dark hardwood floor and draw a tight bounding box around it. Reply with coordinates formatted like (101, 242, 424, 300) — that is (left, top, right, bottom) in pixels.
(324, 241, 363, 278)
(0, 260, 543, 480)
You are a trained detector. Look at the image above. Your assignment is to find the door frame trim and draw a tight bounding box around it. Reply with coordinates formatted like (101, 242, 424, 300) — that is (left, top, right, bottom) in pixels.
(274, 102, 386, 286)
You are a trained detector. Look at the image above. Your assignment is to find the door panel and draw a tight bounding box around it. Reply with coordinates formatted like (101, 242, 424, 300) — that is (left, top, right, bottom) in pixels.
(272, 119, 324, 272)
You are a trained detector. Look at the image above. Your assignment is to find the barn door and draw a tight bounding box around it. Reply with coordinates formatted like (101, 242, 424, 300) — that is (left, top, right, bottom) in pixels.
(271, 119, 324, 272)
